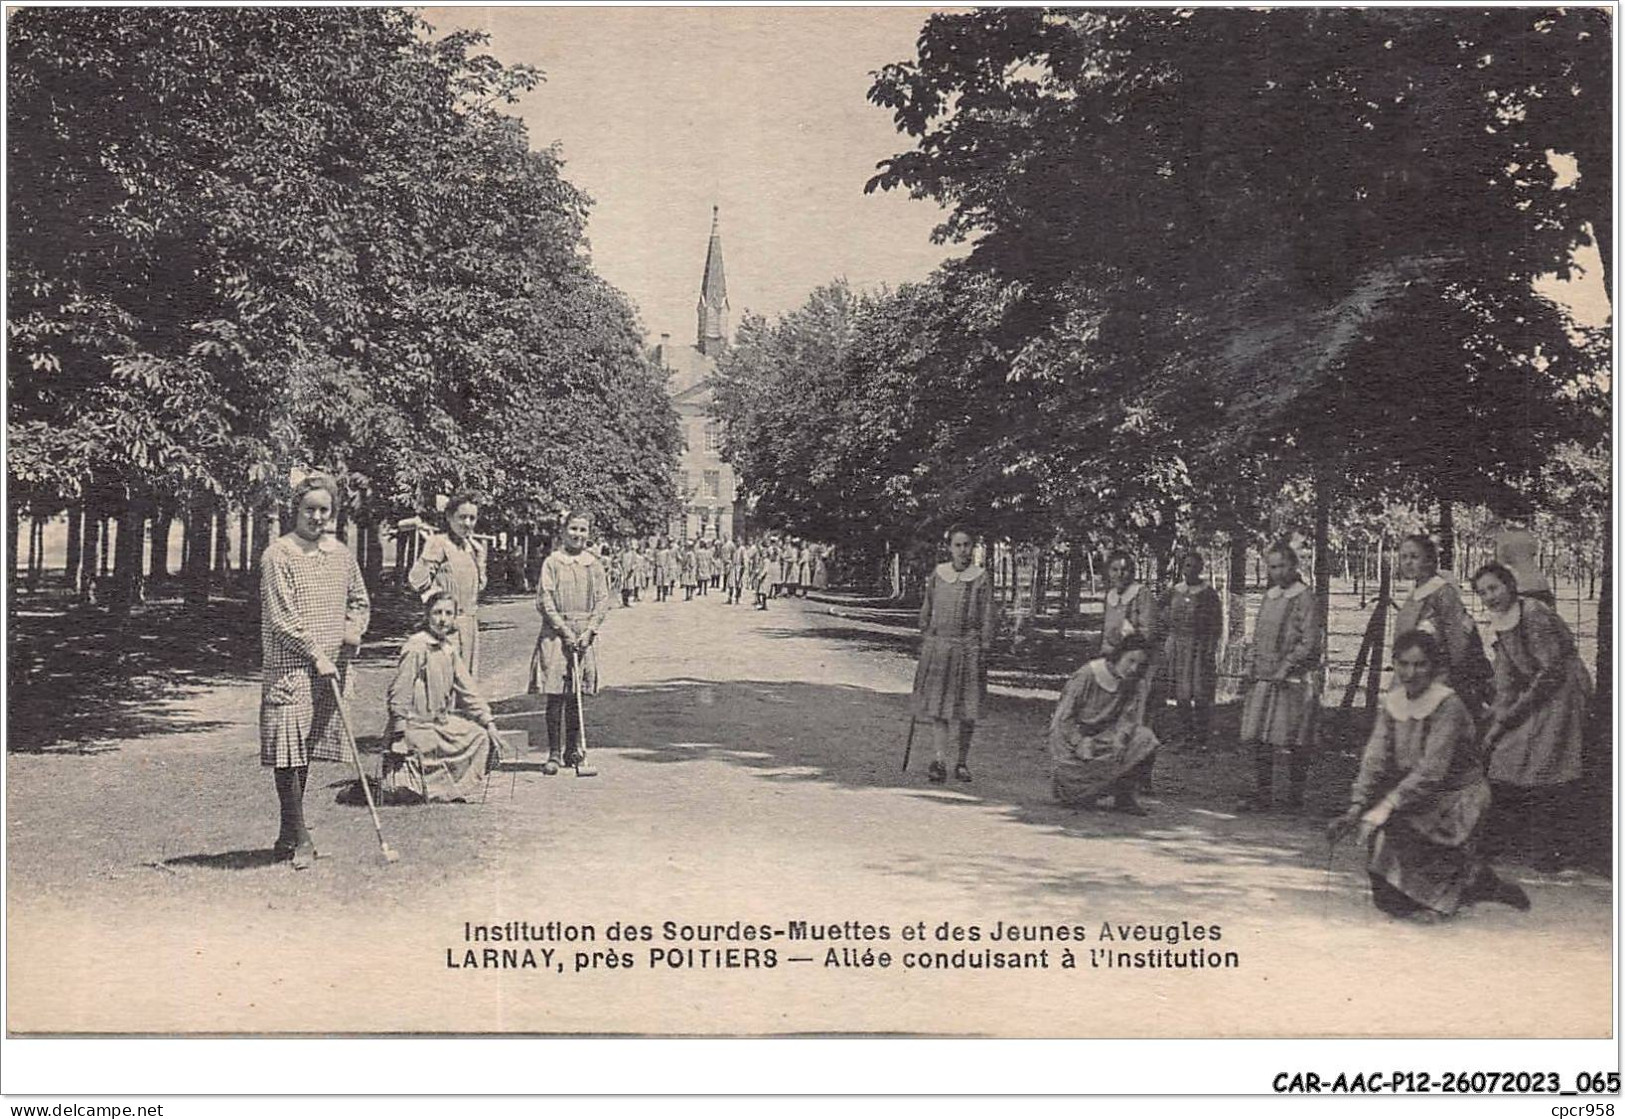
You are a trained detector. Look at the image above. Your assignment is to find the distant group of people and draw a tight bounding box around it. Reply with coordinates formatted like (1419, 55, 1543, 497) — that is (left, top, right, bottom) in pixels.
(600, 536, 831, 611)
(910, 526, 1593, 922)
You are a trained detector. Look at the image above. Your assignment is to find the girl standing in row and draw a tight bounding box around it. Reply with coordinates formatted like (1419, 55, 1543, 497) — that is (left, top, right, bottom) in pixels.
(911, 526, 997, 784)
(407, 494, 487, 678)
(529, 511, 610, 776)
(259, 474, 371, 869)
(1239, 543, 1322, 813)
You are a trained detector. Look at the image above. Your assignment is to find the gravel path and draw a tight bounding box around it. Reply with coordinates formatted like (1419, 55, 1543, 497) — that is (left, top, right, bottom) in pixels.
(7, 588, 1610, 1036)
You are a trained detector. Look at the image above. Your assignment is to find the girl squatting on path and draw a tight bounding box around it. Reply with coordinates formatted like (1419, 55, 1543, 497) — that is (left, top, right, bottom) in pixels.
(911, 526, 997, 784)
(529, 511, 610, 776)
(259, 473, 370, 869)
(1329, 630, 1529, 920)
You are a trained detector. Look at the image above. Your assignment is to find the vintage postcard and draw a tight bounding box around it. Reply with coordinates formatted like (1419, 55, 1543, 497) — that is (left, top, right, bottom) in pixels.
(5, 3, 1614, 1080)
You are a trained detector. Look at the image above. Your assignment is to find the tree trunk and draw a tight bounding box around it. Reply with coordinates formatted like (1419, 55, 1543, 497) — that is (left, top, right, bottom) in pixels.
(364, 520, 384, 585)
(1365, 542, 1391, 710)
(1438, 500, 1455, 573)
(65, 502, 83, 587)
(1313, 472, 1333, 674)
(149, 505, 173, 581)
(184, 496, 214, 610)
(214, 506, 231, 573)
(1227, 534, 1248, 643)
(25, 516, 41, 586)
(239, 511, 250, 579)
(79, 504, 101, 602)
(252, 505, 272, 573)
(7, 501, 20, 588)
(109, 498, 145, 616)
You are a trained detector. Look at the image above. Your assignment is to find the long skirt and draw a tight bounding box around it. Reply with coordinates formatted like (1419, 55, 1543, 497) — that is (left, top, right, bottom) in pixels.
(529, 630, 601, 696)
(381, 716, 493, 803)
(1487, 658, 1591, 787)
(1051, 725, 1159, 805)
(453, 613, 479, 679)
(1367, 780, 1491, 914)
(1163, 634, 1216, 704)
(1239, 677, 1316, 746)
(912, 636, 984, 721)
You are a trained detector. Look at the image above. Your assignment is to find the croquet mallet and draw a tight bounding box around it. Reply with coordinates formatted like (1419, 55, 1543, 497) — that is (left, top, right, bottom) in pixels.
(329, 676, 400, 864)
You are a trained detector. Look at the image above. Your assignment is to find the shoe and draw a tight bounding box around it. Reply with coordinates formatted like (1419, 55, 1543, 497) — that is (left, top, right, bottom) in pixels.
(927, 761, 947, 784)
(1236, 794, 1273, 813)
(1531, 851, 1567, 874)
(272, 837, 297, 861)
(1496, 879, 1533, 911)
(290, 840, 317, 870)
(542, 758, 560, 776)
(574, 762, 599, 778)
(953, 763, 972, 783)
(1112, 798, 1150, 817)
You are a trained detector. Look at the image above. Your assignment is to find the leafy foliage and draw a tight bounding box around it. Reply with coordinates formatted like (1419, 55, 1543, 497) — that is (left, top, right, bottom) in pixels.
(8, 7, 679, 538)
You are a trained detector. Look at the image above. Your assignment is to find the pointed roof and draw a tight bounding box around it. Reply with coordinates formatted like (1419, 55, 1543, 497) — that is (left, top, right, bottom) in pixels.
(700, 206, 727, 307)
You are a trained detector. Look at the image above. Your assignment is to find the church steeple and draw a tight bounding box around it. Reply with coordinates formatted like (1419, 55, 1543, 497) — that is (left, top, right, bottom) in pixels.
(696, 206, 729, 357)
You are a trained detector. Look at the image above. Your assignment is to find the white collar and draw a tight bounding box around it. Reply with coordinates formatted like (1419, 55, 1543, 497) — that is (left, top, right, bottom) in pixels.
(1405, 574, 1447, 604)
(555, 549, 598, 567)
(1086, 658, 1121, 693)
(1265, 581, 1307, 601)
(1383, 681, 1455, 721)
(935, 562, 984, 583)
(286, 533, 345, 555)
(1487, 601, 1522, 633)
(1171, 580, 1205, 595)
(1105, 582, 1142, 608)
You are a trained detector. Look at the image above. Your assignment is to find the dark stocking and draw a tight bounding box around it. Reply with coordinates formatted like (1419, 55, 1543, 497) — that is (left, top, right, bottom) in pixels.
(274, 765, 310, 848)
(545, 696, 566, 761)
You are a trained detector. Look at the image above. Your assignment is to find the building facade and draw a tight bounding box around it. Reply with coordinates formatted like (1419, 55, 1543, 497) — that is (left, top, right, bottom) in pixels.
(651, 207, 740, 543)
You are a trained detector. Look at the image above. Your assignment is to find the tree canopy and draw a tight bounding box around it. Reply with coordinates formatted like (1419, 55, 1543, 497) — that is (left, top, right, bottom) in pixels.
(8, 7, 680, 545)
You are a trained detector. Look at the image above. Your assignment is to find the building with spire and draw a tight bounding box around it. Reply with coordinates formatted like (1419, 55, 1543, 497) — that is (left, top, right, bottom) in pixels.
(651, 207, 739, 542)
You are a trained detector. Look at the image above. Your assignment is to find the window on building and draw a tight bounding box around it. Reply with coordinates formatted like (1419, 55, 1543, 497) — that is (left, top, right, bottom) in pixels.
(680, 471, 692, 495)
(704, 470, 721, 499)
(704, 421, 722, 454)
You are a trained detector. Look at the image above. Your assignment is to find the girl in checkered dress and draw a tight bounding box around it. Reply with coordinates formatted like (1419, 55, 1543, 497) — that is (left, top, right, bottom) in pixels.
(260, 474, 371, 868)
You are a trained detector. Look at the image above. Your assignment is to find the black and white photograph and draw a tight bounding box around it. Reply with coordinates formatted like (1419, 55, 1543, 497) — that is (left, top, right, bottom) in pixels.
(3, 0, 1616, 1099)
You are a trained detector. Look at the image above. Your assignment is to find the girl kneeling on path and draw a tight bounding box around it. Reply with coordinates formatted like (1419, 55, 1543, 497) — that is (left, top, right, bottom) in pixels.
(1049, 634, 1159, 815)
(260, 473, 371, 869)
(381, 590, 500, 803)
(1328, 631, 1529, 920)
(529, 511, 610, 775)
(911, 526, 996, 784)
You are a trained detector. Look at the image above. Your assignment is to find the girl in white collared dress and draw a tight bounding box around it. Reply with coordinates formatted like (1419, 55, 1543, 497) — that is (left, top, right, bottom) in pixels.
(407, 495, 487, 678)
(911, 527, 997, 784)
(528, 512, 610, 774)
(1473, 562, 1593, 871)
(1100, 550, 1158, 714)
(1394, 534, 1491, 716)
(1239, 542, 1322, 811)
